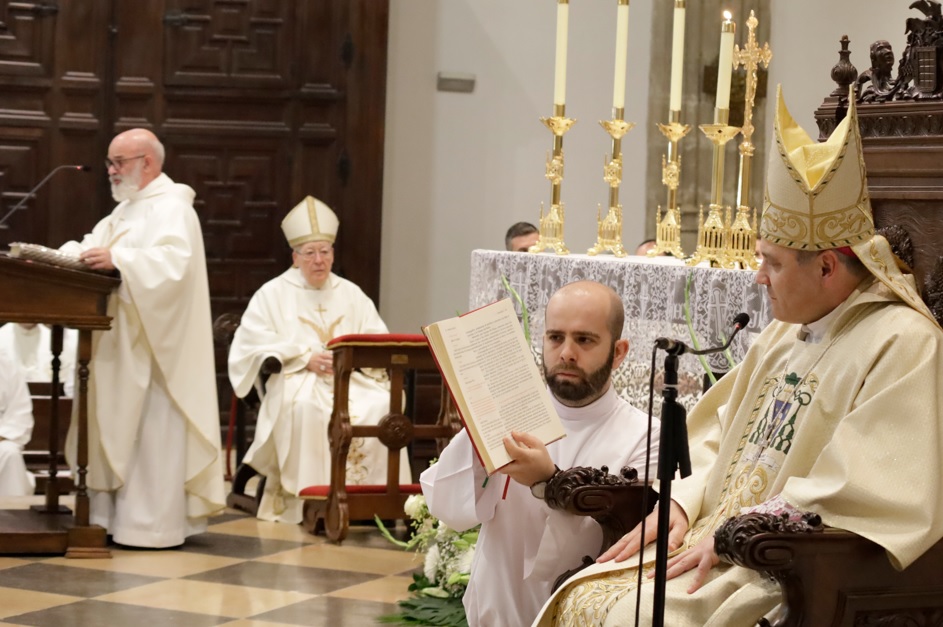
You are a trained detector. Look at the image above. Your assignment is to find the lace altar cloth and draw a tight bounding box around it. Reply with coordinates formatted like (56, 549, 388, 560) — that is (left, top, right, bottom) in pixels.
(468, 250, 773, 413)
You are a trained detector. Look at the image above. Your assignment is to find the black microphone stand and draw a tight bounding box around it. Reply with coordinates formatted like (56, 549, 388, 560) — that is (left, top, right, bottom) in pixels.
(646, 313, 749, 627)
(651, 350, 691, 627)
(0, 165, 91, 229)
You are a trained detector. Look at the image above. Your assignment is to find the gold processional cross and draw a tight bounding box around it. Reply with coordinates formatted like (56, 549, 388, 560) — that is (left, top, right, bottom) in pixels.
(733, 11, 772, 166)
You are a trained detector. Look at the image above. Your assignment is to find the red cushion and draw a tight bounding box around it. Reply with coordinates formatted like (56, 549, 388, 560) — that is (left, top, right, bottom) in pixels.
(327, 333, 427, 349)
(299, 483, 423, 498)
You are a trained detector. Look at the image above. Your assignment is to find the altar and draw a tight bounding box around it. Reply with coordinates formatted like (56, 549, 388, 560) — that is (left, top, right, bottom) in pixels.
(468, 250, 772, 412)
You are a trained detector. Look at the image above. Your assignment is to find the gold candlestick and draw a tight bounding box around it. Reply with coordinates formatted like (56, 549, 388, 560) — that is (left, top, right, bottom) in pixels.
(727, 10, 772, 270)
(688, 108, 739, 266)
(650, 110, 690, 258)
(530, 104, 576, 255)
(588, 109, 635, 256)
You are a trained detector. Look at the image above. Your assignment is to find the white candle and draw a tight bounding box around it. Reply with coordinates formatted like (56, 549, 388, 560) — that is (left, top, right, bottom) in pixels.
(553, 0, 570, 106)
(715, 11, 736, 110)
(612, 1, 630, 109)
(668, 1, 686, 112)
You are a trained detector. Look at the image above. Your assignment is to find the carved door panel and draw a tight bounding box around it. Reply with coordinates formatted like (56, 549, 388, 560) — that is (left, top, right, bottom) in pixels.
(111, 0, 382, 311)
(162, 0, 293, 89)
(0, 1, 110, 247)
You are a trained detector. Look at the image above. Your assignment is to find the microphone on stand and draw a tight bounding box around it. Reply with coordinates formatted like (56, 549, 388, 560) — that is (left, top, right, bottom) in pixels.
(646, 311, 750, 627)
(0, 164, 92, 229)
(654, 312, 751, 356)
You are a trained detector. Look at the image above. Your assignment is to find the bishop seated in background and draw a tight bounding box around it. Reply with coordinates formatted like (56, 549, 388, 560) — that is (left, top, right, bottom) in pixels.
(228, 196, 410, 524)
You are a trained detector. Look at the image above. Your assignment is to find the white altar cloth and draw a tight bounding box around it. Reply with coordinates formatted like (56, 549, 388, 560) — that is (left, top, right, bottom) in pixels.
(468, 250, 772, 413)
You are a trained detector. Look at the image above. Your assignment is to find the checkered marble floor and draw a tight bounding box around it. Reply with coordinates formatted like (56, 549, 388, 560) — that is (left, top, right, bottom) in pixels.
(0, 496, 420, 627)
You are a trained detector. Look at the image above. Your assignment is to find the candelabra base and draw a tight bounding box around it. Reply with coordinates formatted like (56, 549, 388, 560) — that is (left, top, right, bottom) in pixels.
(587, 204, 627, 257)
(687, 204, 728, 267)
(719, 205, 759, 270)
(650, 205, 685, 259)
(529, 202, 569, 255)
(588, 241, 628, 257)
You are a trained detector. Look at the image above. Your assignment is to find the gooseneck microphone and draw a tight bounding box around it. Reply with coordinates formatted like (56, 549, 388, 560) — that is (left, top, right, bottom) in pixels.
(0, 164, 92, 229)
(654, 312, 750, 356)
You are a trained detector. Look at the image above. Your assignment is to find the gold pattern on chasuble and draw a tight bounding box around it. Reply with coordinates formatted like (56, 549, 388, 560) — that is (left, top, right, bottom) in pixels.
(553, 563, 655, 627)
(346, 434, 369, 484)
(298, 312, 344, 346)
(689, 370, 818, 548)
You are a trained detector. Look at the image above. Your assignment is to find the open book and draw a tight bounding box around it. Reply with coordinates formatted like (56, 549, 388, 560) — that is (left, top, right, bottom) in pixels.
(423, 298, 565, 474)
(7, 242, 105, 274)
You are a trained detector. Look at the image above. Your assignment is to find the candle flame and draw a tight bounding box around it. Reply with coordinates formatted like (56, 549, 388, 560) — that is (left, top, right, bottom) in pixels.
(723, 10, 732, 20)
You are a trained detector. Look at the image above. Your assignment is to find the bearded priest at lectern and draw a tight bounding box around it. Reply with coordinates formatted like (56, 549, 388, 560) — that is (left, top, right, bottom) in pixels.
(60, 128, 225, 548)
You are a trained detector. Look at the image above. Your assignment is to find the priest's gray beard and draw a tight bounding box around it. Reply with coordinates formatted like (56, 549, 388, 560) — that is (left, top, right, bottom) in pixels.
(543, 342, 615, 404)
(111, 163, 143, 202)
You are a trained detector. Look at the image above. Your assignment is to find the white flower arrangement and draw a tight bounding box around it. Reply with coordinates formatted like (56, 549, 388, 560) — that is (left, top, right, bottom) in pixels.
(378, 493, 480, 626)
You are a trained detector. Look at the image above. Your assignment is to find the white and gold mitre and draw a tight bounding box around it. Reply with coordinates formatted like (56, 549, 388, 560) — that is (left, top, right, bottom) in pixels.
(762, 85, 873, 250)
(763, 86, 937, 327)
(281, 196, 339, 247)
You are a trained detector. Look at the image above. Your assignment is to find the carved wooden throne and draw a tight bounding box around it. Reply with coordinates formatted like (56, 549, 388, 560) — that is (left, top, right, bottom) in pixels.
(713, 26, 943, 625)
(549, 17, 943, 626)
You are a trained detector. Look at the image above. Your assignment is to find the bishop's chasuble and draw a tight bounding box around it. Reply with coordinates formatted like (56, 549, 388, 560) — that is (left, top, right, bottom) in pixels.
(229, 268, 410, 523)
(535, 278, 943, 627)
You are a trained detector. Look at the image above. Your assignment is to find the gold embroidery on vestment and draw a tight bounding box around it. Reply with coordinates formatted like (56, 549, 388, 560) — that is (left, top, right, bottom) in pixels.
(298, 314, 344, 346)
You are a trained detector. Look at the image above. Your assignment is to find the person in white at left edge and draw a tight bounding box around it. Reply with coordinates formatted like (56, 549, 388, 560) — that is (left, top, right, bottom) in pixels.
(421, 281, 660, 627)
(0, 323, 78, 396)
(0, 351, 36, 496)
(228, 196, 410, 524)
(60, 128, 225, 548)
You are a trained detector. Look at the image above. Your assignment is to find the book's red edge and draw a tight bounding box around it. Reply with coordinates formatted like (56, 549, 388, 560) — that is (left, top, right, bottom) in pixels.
(421, 310, 508, 475)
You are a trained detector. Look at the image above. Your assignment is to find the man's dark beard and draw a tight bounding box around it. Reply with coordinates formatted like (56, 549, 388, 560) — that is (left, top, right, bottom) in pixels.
(543, 343, 615, 404)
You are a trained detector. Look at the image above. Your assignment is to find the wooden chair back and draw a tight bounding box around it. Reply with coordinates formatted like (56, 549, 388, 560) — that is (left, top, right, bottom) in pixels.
(212, 312, 280, 514)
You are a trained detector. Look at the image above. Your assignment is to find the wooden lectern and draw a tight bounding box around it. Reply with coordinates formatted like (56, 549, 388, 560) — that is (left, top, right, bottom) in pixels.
(0, 254, 119, 557)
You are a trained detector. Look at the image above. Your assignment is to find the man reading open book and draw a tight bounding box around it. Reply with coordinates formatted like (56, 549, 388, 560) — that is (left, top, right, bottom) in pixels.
(420, 281, 660, 627)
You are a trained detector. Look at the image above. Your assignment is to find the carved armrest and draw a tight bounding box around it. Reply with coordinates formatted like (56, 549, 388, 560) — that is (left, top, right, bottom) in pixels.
(260, 356, 282, 376)
(545, 466, 657, 554)
(714, 512, 825, 574)
(714, 513, 943, 627)
(545, 466, 657, 592)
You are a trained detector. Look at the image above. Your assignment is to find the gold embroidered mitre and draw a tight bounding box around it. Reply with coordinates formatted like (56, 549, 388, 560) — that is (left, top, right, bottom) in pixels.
(763, 86, 938, 327)
(762, 85, 873, 250)
(281, 196, 340, 247)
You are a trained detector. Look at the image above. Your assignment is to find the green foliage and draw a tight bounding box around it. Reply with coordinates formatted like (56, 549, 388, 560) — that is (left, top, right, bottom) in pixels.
(378, 595, 469, 626)
(684, 272, 717, 384)
(501, 274, 531, 344)
(683, 272, 739, 382)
